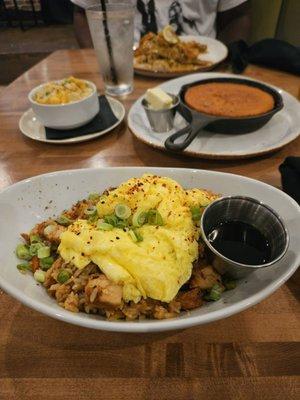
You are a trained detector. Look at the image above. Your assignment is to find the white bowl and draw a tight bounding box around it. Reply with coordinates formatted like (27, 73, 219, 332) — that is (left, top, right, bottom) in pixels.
(0, 167, 299, 332)
(28, 79, 99, 130)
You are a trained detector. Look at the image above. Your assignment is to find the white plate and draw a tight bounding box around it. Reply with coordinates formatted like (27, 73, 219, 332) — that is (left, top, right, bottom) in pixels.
(134, 35, 228, 78)
(19, 96, 125, 144)
(128, 72, 300, 159)
(0, 167, 299, 332)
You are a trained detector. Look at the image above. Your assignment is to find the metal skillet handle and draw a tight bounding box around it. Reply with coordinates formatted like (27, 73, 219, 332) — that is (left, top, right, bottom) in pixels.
(164, 115, 217, 152)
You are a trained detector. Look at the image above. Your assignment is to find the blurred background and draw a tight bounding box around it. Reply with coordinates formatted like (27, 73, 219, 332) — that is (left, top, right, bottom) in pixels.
(0, 0, 299, 94)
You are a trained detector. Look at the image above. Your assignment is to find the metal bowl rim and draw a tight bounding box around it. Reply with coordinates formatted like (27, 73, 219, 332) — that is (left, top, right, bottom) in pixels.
(200, 195, 290, 269)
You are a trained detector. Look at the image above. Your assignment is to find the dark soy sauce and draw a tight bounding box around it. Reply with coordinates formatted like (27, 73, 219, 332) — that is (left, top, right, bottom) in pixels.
(208, 220, 271, 265)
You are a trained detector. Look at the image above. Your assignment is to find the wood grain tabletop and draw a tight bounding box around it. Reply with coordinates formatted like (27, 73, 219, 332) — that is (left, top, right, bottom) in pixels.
(0, 49, 299, 400)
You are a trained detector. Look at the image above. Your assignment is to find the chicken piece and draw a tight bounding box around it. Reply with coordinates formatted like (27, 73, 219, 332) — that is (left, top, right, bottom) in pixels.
(122, 298, 159, 320)
(134, 32, 156, 56)
(64, 292, 79, 312)
(176, 288, 202, 310)
(31, 221, 48, 237)
(30, 220, 66, 244)
(190, 265, 221, 290)
(85, 275, 123, 309)
(30, 256, 40, 273)
(153, 305, 177, 320)
(55, 284, 71, 303)
(136, 298, 157, 317)
(168, 299, 181, 314)
(64, 200, 88, 220)
(106, 309, 125, 320)
(181, 41, 207, 62)
(122, 303, 140, 320)
(43, 223, 66, 244)
(44, 257, 64, 287)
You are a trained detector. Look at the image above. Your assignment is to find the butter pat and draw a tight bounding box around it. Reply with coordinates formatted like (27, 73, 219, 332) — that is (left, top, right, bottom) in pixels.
(145, 88, 173, 110)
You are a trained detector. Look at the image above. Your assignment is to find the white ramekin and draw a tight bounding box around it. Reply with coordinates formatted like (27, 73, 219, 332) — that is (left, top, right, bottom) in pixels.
(28, 79, 100, 130)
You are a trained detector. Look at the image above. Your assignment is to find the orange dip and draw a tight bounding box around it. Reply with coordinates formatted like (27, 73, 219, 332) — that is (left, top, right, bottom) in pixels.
(184, 82, 275, 117)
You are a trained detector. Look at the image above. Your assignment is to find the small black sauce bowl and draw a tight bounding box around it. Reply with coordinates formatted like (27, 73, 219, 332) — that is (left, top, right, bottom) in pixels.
(165, 77, 284, 152)
(200, 196, 289, 279)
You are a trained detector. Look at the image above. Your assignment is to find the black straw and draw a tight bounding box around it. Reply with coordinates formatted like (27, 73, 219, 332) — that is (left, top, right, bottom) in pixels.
(100, 0, 118, 85)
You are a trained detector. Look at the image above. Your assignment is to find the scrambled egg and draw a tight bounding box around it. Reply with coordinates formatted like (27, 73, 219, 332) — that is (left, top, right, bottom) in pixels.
(58, 175, 217, 303)
(34, 76, 93, 105)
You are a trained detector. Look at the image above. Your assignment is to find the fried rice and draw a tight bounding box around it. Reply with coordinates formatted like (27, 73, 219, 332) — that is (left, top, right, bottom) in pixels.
(15, 189, 235, 321)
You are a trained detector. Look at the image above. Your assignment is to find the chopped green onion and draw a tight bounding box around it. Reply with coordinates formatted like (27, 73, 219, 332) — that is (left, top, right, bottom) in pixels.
(129, 229, 143, 243)
(116, 220, 128, 229)
(97, 221, 114, 231)
(37, 246, 50, 259)
(29, 242, 44, 257)
(50, 243, 58, 251)
(34, 269, 46, 283)
(88, 214, 99, 223)
(224, 279, 236, 291)
(30, 234, 41, 244)
(17, 263, 32, 273)
(147, 210, 164, 226)
(85, 206, 97, 216)
(88, 192, 100, 201)
(203, 293, 212, 301)
(104, 214, 118, 227)
(135, 230, 143, 242)
(115, 204, 131, 220)
(85, 206, 99, 223)
(99, 195, 107, 203)
(190, 206, 202, 221)
(204, 283, 223, 301)
(43, 224, 55, 236)
(132, 210, 147, 227)
(55, 215, 73, 226)
(16, 244, 31, 260)
(57, 269, 71, 284)
(40, 256, 54, 271)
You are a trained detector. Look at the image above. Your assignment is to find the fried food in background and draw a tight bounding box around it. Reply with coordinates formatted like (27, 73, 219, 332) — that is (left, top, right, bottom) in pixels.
(134, 26, 212, 73)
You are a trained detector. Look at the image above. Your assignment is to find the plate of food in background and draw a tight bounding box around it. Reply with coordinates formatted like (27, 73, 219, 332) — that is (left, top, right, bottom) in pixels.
(128, 72, 300, 159)
(0, 167, 299, 332)
(19, 76, 125, 144)
(134, 25, 228, 78)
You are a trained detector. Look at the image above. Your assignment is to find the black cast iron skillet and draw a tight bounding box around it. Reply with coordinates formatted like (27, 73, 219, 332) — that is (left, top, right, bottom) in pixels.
(164, 77, 284, 152)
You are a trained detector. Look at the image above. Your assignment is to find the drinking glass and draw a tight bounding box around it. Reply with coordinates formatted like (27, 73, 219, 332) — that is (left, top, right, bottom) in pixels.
(86, 2, 135, 96)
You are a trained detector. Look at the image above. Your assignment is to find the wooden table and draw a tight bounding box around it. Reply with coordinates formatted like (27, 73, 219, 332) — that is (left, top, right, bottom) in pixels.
(0, 50, 299, 400)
